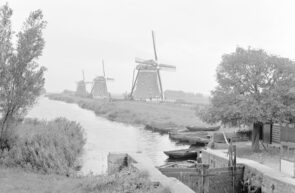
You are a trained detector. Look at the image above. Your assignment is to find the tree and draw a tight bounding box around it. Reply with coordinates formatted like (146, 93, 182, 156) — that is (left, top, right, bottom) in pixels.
(200, 47, 295, 152)
(0, 4, 47, 149)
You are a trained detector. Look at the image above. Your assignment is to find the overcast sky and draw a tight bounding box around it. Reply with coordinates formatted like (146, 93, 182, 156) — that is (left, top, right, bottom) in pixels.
(5, 0, 295, 95)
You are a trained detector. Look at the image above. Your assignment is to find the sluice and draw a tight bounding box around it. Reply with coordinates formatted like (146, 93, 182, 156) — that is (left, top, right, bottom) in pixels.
(158, 163, 245, 193)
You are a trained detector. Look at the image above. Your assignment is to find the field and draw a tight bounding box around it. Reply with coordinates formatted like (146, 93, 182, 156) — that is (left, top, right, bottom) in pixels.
(47, 93, 212, 133)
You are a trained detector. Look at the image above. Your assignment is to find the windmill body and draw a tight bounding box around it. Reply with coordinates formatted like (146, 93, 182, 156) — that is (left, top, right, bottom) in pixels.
(91, 76, 109, 98)
(76, 70, 88, 97)
(130, 31, 176, 101)
(91, 60, 114, 99)
(76, 81, 87, 97)
(132, 66, 162, 100)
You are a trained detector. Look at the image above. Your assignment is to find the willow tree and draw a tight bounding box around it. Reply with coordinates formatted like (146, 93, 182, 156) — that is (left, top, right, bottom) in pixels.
(0, 4, 46, 149)
(201, 47, 295, 152)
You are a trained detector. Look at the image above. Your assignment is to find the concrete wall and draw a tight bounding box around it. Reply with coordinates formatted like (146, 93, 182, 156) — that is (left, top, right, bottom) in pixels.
(202, 148, 295, 193)
(107, 152, 195, 193)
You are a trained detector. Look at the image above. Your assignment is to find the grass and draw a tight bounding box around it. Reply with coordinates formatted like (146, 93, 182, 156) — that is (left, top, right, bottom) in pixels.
(0, 166, 170, 193)
(47, 93, 210, 133)
(235, 141, 295, 173)
(214, 141, 282, 171)
(235, 143, 281, 171)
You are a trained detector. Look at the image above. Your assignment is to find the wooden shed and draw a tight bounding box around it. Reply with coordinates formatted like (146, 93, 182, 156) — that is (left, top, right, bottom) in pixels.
(262, 123, 295, 145)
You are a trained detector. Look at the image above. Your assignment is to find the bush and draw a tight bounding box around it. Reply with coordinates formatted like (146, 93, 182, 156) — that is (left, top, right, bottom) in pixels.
(81, 167, 170, 193)
(0, 118, 85, 175)
(237, 127, 252, 139)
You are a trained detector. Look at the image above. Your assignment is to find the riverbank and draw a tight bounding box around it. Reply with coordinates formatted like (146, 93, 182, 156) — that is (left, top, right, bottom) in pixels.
(0, 118, 85, 175)
(0, 118, 170, 193)
(47, 93, 212, 134)
(0, 166, 169, 193)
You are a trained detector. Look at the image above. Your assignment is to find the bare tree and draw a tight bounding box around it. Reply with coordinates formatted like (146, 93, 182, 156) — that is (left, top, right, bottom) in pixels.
(0, 4, 47, 149)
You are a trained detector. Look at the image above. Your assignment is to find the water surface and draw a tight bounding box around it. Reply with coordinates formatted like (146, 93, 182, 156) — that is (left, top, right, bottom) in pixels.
(27, 97, 188, 175)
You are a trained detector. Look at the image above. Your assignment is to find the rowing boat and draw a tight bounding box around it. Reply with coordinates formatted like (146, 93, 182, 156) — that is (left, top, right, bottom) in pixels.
(186, 125, 220, 132)
(163, 148, 199, 159)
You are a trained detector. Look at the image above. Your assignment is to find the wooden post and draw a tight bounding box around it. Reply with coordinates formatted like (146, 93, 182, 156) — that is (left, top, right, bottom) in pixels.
(201, 164, 209, 193)
(232, 145, 236, 193)
(200, 164, 204, 193)
(228, 138, 233, 167)
(233, 145, 236, 167)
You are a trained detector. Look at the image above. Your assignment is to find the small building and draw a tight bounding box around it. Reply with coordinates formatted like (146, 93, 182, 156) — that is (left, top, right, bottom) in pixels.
(262, 123, 295, 177)
(262, 123, 295, 145)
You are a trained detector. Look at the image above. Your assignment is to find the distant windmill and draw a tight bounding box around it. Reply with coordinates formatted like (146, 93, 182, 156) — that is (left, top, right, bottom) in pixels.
(76, 70, 89, 97)
(130, 31, 176, 101)
(91, 60, 114, 99)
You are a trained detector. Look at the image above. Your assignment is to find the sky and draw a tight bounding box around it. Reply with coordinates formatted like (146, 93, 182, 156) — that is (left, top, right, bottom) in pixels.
(4, 0, 295, 95)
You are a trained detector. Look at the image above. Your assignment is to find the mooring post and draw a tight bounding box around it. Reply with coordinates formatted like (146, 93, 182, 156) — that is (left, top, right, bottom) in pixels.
(200, 164, 209, 193)
(200, 164, 204, 193)
(233, 145, 236, 167)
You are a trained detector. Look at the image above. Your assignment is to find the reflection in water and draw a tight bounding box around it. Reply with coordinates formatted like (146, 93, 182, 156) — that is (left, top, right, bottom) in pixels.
(27, 97, 188, 175)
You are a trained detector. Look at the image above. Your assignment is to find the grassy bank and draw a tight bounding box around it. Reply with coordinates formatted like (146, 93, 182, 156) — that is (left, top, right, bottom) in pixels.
(47, 93, 210, 133)
(0, 118, 85, 175)
(0, 166, 169, 193)
(0, 118, 169, 193)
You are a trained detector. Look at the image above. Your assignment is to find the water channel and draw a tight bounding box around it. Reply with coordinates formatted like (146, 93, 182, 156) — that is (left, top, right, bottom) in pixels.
(27, 97, 188, 175)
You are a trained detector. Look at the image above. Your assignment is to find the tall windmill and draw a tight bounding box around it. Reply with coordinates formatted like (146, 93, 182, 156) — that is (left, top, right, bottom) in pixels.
(91, 60, 114, 99)
(76, 70, 88, 97)
(130, 31, 176, 101)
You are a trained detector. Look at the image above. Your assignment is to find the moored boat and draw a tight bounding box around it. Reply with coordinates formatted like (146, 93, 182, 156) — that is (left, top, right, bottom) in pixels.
(169, 132, 211, 144)
(186, 125, 220, 132)
(163, 148, 199, 159)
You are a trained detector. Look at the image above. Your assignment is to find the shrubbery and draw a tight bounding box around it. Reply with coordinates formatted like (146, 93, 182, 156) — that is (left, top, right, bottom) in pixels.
(0, 118, 85, 175)
(81, 167, 170, 193)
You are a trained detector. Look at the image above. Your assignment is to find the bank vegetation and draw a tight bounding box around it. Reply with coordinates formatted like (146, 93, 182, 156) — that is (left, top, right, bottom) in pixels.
(47, 93, 211, 133)
(0, 118, 85, 175)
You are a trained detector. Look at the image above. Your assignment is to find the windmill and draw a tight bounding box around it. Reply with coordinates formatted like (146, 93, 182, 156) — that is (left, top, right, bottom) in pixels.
(130, 31, 176, 101)
(91, 60, 114, 99)
(76, 70, 89, 97)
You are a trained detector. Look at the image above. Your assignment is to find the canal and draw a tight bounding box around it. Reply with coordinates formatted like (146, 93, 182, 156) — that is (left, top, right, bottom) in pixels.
(26, 97, 188, 175)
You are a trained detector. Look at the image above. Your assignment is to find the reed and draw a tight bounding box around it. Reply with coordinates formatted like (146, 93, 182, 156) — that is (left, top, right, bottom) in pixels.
(0, 118, 85, 175)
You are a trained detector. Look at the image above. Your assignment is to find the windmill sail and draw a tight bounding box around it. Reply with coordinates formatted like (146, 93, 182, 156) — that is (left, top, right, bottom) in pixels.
(152, 31, 158, 61)
(159, 64, 176, 71)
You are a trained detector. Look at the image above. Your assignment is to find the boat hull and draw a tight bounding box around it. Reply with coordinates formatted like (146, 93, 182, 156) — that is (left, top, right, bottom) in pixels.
(164, 149, 199, 159)
(186, 126, 220, 132)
